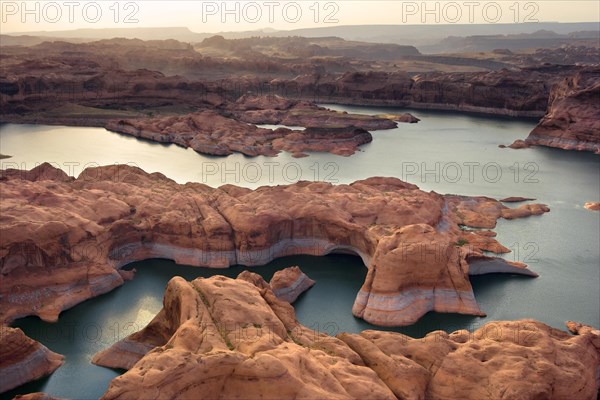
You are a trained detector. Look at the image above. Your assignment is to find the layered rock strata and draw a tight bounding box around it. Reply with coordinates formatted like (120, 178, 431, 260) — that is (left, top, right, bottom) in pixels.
(0, 327, 64, 393)
(521, 66, 600, 153)
(269, 266, 315, 303)
(0, 164, 548, 327)
(95, 274, 600, 400)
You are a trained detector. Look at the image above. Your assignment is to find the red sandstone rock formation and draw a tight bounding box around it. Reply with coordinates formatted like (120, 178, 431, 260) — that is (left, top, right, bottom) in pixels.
(228, 94, 398, 131)
(2, 40, 584, 126)
(524, 66, 600, 153)
(269, 266, 315, 303)
(103, 94, 400, 158)
(0, 327, 64, 393)
(0, 164, 549, 327)
(95, 274, 600, 400)
(276, 66, 576, 117)
(106, 110, 374, 157)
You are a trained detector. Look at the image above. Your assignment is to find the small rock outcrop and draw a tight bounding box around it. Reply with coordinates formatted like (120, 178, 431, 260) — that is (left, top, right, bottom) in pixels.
(270, 266, 315, 303)
(0, 327, 64, 393)
(507, 139, 531, 149)
(375, 113, 420, 123)
(500, 196, 536, 202)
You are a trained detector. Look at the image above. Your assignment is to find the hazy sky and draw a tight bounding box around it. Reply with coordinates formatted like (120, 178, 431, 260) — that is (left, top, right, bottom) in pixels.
(2, 0, 599, 33)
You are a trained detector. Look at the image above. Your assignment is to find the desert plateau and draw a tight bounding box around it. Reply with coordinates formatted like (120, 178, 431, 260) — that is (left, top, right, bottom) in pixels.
(1, 3, 599, 399)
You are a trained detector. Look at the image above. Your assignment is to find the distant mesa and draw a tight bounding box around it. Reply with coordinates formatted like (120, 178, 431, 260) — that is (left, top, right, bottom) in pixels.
(191, 34, 421, 60)
(4, 22, 598, 52)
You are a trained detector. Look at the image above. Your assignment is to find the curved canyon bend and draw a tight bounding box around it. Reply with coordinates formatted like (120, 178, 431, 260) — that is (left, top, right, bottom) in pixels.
(1, 106, 598, 399)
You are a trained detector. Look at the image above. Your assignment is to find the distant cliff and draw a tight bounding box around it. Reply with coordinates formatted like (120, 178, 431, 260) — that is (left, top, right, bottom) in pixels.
(523, 66, 600, 153)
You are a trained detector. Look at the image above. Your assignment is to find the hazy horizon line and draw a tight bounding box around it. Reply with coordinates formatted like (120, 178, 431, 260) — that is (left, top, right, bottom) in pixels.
(5, 20, 600, 36)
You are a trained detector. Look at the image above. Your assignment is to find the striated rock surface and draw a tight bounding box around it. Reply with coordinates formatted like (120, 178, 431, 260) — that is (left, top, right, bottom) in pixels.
(567, 321, 600, 336)
(270, 266, 315, 303)
(524, 66, 600, 153)
(356, 320, 600, 400)
(275, 66, 581, 117)
(97, 274, 397, 399)
(106, 111, 373, 157)
(0, 327, 64, 393)
(91, 266, 313, 369)
(0, 164, 549, 326)
(106, 110, 280, 157)
(1, 40, 591, 129)
(96, 274, 600, 400)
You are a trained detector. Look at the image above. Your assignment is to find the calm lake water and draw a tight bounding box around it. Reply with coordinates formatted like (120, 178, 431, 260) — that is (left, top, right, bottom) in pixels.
(1, 106, 598, 399)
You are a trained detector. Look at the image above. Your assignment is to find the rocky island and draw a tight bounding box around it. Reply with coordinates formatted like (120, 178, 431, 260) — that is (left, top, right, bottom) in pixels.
(0, 163, 548, 327)
(105, 95, 396, 157)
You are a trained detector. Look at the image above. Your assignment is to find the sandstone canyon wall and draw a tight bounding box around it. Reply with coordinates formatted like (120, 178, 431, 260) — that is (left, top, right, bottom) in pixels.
(94, 274, 600, 400)
(1, 163, 548, 328)
(522, 66, 600, 154)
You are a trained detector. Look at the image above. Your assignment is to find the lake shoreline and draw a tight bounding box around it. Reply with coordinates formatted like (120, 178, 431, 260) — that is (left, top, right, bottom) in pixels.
(1, 108, 598, 399)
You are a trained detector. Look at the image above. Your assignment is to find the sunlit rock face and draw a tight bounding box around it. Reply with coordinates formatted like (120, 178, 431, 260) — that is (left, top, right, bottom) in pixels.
(1, 164, 547, 327)
(524, 66, 600, 154)
(95, 274, 600, 400)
